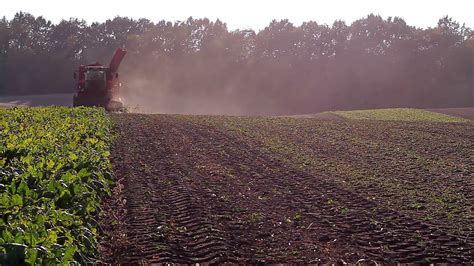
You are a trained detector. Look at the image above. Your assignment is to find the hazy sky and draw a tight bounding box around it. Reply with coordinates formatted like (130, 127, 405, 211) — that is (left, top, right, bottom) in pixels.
(2, 0, 473, 30)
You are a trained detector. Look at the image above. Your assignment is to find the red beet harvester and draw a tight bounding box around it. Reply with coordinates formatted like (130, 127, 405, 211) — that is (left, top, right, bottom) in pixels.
(73, 48, 126, 111)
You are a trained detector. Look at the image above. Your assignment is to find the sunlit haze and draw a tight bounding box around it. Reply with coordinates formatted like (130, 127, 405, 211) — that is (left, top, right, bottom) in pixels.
(2, 0, 473, 29)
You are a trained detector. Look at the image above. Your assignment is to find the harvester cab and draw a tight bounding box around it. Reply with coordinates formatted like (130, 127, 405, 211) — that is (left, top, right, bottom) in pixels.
(73, 48, 127, 112)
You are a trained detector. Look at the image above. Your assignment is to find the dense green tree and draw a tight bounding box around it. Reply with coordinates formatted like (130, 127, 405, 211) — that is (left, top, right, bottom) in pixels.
(0, 12, 472, 114)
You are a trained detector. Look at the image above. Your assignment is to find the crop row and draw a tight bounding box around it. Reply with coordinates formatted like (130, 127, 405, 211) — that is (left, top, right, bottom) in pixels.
(0, 107, 112, 264)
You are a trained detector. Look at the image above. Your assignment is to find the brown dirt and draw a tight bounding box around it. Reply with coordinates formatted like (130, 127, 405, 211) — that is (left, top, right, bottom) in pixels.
(101, 114, 474, 264)
(427, 107, 474, 120)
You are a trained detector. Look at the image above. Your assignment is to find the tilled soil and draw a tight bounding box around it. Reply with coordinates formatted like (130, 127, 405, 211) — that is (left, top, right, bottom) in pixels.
(101, 114, 474, 264)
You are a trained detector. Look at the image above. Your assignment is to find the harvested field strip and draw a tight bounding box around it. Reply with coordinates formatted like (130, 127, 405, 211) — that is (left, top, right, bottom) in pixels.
(106, 114, 474, 263)
(103, 115, 233, 264)
(181, 118, 473, 262)
(0, 107, 112, 264)
(327, 108, 470, 122)
(199, 117, 474, 237)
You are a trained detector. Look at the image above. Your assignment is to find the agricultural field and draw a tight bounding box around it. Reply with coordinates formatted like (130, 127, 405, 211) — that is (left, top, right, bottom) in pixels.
(0, 107, 112, 264)
(104, 113, 474, 264)
(1, 106, 473, 264)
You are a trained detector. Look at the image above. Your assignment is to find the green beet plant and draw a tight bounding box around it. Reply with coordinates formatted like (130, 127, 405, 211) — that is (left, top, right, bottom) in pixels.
(0, 107, 113, 264)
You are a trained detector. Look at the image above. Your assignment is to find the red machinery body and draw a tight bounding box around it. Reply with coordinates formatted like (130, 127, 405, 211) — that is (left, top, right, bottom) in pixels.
(73, 48, 127, 111)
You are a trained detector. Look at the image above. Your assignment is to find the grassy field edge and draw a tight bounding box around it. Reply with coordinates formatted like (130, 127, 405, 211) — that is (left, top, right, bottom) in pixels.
(323, 108, 471, 122)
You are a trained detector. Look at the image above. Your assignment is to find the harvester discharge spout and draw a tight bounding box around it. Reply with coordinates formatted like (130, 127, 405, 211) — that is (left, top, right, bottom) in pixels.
(106, 48, 127, 111)
(109, 48, 127, 73)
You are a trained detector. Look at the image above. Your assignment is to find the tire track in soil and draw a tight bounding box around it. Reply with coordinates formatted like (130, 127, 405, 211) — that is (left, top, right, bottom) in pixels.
(167, 119, 356, 263)
(262, 120, 474, 238)
(181, 118, 473, 264)
(105, 115, 233, 264)
(104, 114, 473, 264)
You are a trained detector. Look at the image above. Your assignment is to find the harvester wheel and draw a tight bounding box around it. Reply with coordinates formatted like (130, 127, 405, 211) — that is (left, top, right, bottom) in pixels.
(106, 100, 127, 112)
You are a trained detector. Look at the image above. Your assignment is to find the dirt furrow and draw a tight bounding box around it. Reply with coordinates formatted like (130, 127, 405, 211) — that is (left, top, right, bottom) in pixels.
(182, 118, 473, 263)
(103, 115, 234, 264)
(102, 114, 474, 263)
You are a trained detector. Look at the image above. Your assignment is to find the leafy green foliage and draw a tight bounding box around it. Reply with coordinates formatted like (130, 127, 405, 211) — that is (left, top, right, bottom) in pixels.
(327, 108, 470, 122)
(0, 107, 112, 264)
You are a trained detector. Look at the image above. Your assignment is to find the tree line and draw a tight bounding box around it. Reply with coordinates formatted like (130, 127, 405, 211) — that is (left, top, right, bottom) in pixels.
(0, 12, 472, 115)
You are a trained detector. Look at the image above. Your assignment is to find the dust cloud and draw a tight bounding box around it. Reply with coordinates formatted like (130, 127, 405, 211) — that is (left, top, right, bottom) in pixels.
(120, 79, 248, 115)
(119, 63, 264, 116)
